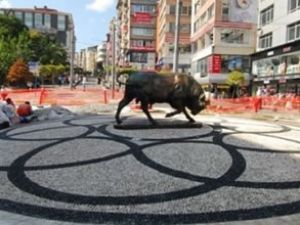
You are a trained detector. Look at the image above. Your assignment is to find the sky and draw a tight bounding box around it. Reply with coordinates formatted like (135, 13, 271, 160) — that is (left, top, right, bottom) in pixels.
(0, 0, 116, 51)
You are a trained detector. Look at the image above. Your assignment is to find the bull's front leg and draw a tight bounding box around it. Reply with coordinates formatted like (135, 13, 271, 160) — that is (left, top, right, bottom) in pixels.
(183, 107, 195, 123)
(165, 110, 181, 118)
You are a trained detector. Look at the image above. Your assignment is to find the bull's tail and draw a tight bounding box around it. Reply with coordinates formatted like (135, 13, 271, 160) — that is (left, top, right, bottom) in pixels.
(116, 70, 136, 85)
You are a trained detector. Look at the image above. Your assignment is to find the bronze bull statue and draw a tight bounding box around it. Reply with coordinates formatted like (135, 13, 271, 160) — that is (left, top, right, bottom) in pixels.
(115, 71, 207, 125)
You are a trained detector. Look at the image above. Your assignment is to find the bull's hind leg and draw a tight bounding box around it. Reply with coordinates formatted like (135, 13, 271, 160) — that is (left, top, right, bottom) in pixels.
(115, 97, 133, 124)
(140, 98, 157, 125)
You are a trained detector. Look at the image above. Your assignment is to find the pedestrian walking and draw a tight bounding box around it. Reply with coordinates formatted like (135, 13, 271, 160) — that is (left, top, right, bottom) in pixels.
(82, 75, 87, 91)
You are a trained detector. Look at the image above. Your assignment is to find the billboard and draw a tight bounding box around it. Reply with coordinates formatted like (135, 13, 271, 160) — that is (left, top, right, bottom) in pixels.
(228, 0, 258, 23)
(208, 55, 221, 73)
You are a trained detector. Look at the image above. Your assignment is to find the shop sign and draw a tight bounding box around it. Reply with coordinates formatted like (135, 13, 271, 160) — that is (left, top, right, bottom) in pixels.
(208, 55, 221, 74)
(282, 46, 291, 53)
(132, 12, 152, 23)
(279, 76, 286, 83)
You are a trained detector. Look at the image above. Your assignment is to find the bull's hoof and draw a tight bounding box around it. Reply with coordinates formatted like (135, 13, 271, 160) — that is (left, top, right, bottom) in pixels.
(188, 119, 196, 123)
(165, 113, 172, 118)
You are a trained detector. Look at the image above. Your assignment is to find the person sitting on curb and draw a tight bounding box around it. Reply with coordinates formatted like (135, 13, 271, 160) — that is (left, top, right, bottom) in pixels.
(17, 101, 35, 123)
(0, 103, 10, 130)
(2, 98, 19, 125)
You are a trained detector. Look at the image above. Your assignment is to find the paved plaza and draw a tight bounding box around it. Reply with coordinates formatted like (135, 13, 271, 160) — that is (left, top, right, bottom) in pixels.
(0, 113, 300, 225)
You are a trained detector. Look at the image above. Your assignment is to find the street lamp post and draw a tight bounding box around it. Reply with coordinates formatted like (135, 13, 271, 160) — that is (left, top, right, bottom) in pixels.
(172, 0, 182, 73)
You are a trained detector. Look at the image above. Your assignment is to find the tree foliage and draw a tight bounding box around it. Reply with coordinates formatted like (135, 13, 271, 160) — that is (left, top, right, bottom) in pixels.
(226, 70, 245, 98)
(39, 64, 66, 84)
(0, 15, 68, 85)
(226, 70, 245, 86)
(6, 58, 33, 86)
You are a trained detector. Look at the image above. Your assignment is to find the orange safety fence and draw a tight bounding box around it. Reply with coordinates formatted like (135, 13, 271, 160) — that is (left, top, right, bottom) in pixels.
(207, 96, 300, 114)
(2, 88, 299, 114)
(1, 87, 125, 106)
(0, 88, 42, 106)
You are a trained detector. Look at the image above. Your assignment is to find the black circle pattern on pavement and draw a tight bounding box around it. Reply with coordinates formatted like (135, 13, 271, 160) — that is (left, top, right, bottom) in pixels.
(0, 116, 300, 224)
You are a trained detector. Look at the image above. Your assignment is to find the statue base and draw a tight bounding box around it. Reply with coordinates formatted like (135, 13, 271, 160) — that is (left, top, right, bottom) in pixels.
(114, 120, 203, 130)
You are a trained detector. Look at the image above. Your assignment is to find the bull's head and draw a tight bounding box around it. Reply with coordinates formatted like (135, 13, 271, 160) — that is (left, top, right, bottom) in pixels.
(187, 83, 207, 115)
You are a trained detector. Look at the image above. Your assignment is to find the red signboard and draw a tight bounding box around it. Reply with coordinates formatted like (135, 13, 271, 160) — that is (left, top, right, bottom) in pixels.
(132, 12, 152, 23)
(208, 55, 221, 73)
(130, 46, 155, 52)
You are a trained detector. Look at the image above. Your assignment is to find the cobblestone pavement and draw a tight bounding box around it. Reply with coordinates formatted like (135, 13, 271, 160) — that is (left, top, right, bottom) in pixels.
(0, 113, 300, 225)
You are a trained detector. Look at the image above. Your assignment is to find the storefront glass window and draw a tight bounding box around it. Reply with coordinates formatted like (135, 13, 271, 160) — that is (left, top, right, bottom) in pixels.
(221, 55, 250, 73)
(252, 53, 300, 77)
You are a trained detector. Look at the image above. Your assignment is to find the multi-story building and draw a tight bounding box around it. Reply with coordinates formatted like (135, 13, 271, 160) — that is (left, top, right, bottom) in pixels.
(156, 0, 192, 72)
(251, 0, 300, 95)
(0, 6, 75, 60)
(116, 0, 157, 70)
(191, 0, 258, 92)
(96, 42, 107, 66)
(78, 46, 97, 75)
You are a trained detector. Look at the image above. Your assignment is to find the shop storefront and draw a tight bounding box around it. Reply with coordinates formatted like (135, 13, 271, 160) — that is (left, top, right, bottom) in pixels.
(251, 40, 300, 96)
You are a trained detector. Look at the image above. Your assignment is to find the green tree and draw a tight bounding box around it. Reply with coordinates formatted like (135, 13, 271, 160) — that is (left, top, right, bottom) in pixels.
(226, 70, 245, 98)
(39, 64, 66, 85)
(0, 14, 28, 40)
(0, 15, 32, 84)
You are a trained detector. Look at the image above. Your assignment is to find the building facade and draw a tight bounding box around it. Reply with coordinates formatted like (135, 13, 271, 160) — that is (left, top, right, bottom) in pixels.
(251, 0, 300, 95)
(116, 0, 157, 70)
(190, 0, 258, 91)
(156, 0, 192, 72)
(0, 6, 75, 59)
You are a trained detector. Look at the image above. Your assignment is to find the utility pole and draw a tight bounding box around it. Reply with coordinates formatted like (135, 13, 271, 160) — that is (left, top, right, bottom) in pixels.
(69, 27, 75, 89)
(172, 0, 182, 73)
(111, 17, 116, 98)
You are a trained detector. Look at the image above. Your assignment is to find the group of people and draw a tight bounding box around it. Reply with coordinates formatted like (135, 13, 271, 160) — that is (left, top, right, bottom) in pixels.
(0, 98, 34, 130)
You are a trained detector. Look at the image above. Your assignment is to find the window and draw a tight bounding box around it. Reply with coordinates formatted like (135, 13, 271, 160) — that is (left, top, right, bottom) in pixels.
(222, 0, 229, 21)
(131, 28, 154, 36)
(24, 12, 33, 28)
(287, 21, 300, 41)
(169, 22, 175, 32)
(194, 0, 200, 15)
(132, 4, 156, 13)
(44, 14, 51, 28)
(221, 55, 250, 73)
(207, 4, 214, 20)
(259, 33, 272, 49)
(197, 58, 208, 77)
(15, 12, 23, 21)
(169, 5, 176, 14)
(181, 6, 191, 15)
(58, 15, 66, 31)
(221, 29, 248, 44)
(180, 24, 190, 33)
(288, 0, 300, 12)
(34, 13, 42, 28)
(260, 5, 273, 26)
(131, 40, 154, 48)
(130, 52, 147, 63)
